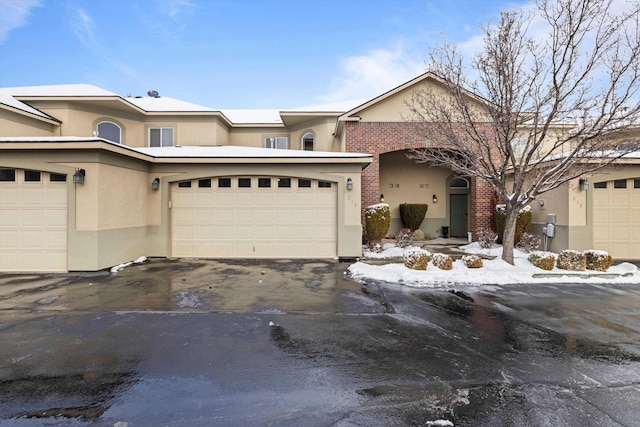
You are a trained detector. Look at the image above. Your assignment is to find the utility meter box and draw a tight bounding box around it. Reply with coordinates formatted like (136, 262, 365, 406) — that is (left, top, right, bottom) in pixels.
(546, 214, 556, 224)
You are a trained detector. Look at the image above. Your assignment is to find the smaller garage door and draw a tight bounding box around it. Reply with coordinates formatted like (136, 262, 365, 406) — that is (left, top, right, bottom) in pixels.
(0, 169, 68, 272)
(593, 177, 640, 259)
(171, 176, 337, 258)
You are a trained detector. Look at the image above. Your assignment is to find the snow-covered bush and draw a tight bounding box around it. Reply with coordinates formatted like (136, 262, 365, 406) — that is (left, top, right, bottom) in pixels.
(516, 232, 541, 253)
(462, 254, 483, 268)
(403, 248, 430, 270)
(584, 250, 613, 272)
(528, 251, 556, 271)
(365, 203, 391, 251)
(495, 204, 532, 244)
(557, 249, 586, 271)
(412, 229, 426, 241)
(432, 253, 453, 270)
(477, 229, 498, 249)
(395, 228, 414, 248)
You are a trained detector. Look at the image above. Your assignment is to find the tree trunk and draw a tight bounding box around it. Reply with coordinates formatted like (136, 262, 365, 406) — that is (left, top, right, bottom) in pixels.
(501, 208, 519, 265)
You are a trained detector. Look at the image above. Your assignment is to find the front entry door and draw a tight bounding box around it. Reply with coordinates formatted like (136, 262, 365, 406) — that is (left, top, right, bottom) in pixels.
(450, 194, 468, 237)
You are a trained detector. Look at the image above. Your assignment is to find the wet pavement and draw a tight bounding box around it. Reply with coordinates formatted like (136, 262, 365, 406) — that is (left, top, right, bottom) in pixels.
(0, 258, 639, 426)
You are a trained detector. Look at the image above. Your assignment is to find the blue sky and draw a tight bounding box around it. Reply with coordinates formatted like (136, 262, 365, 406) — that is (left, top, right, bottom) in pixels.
(0, 0, 529, 109)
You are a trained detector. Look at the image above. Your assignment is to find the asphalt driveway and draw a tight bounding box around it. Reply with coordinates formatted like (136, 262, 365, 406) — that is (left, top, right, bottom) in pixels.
(1, 258, 639, 426)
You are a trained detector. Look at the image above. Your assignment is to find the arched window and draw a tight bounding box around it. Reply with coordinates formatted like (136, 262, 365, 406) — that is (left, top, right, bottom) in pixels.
(97, 121, 121, 144)
(301, 132, 314, 151)
(450, 177, 469, 188)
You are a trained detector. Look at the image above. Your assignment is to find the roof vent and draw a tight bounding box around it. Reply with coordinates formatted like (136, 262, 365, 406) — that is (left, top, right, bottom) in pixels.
(147, 90, 160, 98)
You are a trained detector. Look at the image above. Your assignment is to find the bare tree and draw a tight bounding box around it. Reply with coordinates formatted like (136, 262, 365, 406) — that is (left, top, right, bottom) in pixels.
(407, 0, 640, 264)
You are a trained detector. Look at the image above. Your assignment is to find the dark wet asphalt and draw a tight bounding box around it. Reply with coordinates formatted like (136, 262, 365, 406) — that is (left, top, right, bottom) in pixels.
(0, 259, 639, 426)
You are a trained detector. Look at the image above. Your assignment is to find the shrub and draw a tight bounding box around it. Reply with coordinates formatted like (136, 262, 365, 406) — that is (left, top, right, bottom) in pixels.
(495, 205, 532, 244)
(584, 250, 613, 271)
(528, 251, 556, 270)
(477, 229, 498, 249)
(462, 254, 483, 268)
(516, 232, 541, 253)
(556, 250, 586, 271)
(412, 229, 426, 241)
(432, 253, 453, 270)
(395, 228, 414, 248)
(399, 204, 428, 231)
(365, 203, 391, 250)
(403, 249, 430, 270)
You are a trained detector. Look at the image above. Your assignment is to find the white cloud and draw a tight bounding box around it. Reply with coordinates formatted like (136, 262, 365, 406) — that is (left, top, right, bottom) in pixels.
(72, 8, 96, 47)
(0, 0, 42, 44)
(320, 46, 425, 103)
(157, 0, 196, 19)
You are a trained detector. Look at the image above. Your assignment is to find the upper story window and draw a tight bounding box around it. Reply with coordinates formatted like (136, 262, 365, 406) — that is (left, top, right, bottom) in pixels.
(302, 132, 314, 151)
(510, 137, 528, 157)
(265, 136, 287, 149)
(97, 121, 121, 144)
(149, 127, 174, 147)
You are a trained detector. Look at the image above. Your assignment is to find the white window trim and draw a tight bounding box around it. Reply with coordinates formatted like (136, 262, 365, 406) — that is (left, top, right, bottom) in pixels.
(265, 136, 288, 149)
(96, 121, 122, 144)
(301, 131, 314, 151)
(149, 127, 174, 147)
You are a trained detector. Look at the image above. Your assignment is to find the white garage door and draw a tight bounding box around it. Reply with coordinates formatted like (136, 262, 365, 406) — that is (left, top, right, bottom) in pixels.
(171, 176, 337, 258)
(0, 169, 68, 272)
(593, 177, 640, 259)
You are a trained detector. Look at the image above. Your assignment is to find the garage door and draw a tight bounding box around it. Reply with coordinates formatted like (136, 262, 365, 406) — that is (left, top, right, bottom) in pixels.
(593, 177, 640, 259)
(0, 169, 68, 272)
(171, 176, 337, 258)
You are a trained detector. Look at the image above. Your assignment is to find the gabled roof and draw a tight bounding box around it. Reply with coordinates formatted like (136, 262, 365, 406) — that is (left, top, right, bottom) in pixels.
(0, 89, 60, 124)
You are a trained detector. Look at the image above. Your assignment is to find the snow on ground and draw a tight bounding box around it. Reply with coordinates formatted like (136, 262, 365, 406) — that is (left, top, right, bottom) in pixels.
(348, 243, 640, 287)
(110, 256, 147, 273)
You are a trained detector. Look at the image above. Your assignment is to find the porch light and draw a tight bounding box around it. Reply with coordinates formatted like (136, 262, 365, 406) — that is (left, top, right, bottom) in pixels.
(579, 178, 589, 191)
(432, 194, 438, 203)
(346, 177, 353, 191)
(152, 177, 160, 190)
(73, 168, 85, 185)
(380, 194, 385, 202)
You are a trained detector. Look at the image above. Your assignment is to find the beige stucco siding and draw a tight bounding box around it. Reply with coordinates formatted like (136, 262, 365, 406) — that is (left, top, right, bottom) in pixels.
(0, 109, 58, 136)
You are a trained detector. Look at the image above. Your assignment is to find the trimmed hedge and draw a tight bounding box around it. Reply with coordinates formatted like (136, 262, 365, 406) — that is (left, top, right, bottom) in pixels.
(399, 204, 428, 231)
(462, 254, 483, 268)
(557, 250, 586, 271)
(365, 203, 391, 243)
(528, 251, 556, 270)
(432, 253, 453, 270)
(403, 249, 430, 270)
(584, 250, 614, 272)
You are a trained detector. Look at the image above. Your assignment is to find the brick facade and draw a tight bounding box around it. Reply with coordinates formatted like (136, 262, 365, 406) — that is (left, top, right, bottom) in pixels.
(345, 121, 496, 234)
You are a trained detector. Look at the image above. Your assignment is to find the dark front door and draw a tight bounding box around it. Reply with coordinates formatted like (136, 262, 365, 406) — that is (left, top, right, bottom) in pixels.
(450, 194, 468, 237)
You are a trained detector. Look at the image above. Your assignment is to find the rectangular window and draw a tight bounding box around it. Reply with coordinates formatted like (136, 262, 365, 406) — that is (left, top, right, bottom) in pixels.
(614, 179, 627, 189)
(0, 169, 16, 181)
(277, 177, 291, 188)
(635, 178, 640, 189)
(594, 182, 607, 189)
(298, 179, 311, 188)
(258, 178, 271, 188)
(178, 181, 192, 188)
(318, 181, 332, 188)
(24, 170, 41, 182)
(198, 179, 211, 188)
(149, 127, 174, 147)
(238, 178, 251, 188)
(510, 137, 528, 157)
(50, 173, 67, 182)
(218, 177, 231, 188)
(265, 136, 287, 149)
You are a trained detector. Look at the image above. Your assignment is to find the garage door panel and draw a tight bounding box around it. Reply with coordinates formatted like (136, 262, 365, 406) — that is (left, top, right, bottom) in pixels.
(593, 180, 640, 259)
(172, 177, 337, 258)
(0, 188, 19, 203)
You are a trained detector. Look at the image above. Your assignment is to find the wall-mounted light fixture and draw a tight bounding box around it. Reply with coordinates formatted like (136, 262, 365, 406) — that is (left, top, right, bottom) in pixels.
(538, 199, 545, 207)
(73, 168, 85, 185)
(152, 177, 160, 190)
(579, 178, 589, 191)
(432, 194, 438, 203)
(380, 194, 385, 202)
(346, 177, 353, 191)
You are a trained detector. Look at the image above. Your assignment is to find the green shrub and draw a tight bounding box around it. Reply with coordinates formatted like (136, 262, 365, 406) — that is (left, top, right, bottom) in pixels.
(432, 253, 453, 270)
(399, 204, 428, 231)
(556, 250, 586, 271)
(365, 203, 391, 248)
(403, 249, 430, 270)
(528, 251, 556, 270)
(462, 254, 483, 268)
(495, 205, 532, 244)
(584, 250, 613, 271)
